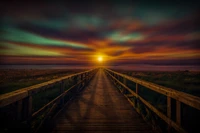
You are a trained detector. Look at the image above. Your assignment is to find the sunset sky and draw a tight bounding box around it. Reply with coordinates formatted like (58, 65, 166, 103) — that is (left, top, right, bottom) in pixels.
(0, 0, 200, 70)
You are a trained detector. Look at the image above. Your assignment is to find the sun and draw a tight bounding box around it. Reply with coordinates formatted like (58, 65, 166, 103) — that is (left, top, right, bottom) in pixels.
(98, 56, 103, 62)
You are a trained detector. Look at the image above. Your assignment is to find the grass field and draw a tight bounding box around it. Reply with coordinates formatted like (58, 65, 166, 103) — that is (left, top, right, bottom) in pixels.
(0, 69, 85, 94)
(114, 69, 200, 97)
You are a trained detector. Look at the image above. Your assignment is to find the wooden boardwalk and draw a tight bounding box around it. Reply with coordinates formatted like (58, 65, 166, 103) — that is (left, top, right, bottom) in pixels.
(48, 69, 154, 133)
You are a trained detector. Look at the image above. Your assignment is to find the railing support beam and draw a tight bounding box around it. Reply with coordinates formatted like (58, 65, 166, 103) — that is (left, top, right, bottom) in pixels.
(176, 100, 181, 126)
(60, 81, 65, 106)
(167, 97, 171, 133)
(22, 96, 32, 120)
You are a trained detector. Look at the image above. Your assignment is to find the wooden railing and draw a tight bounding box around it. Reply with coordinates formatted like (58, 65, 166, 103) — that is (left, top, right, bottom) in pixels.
(105, 68, 200, 133)
(0, 68, 97, 132)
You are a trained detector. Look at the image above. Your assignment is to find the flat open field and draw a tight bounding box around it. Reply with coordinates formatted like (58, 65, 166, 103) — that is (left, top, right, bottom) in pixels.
(114, 69, 200, 97)
(1, 69, 199, 96)
(0, 69, 86, 94)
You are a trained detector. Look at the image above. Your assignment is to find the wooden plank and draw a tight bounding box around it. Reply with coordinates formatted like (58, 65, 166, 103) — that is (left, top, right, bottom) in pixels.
(136, 83, 138, 94)
(49, 69, 154, 133)
(17, 100, 23, 120)
(60, 81, 65, 106)
(81, 74, 83, 88)
(27, 81, 57, 95)
(0, 90, 28, 107)
(167, 97, 171, 119)
(28, 96, 33, 117)
(123, 77, 126, 85)
(167, 97, 171, 133)
(135, 83, 139, 107)
(125, 94, 135, 98)
(176, 100, 181, 126)
(22, 96, 32, 120)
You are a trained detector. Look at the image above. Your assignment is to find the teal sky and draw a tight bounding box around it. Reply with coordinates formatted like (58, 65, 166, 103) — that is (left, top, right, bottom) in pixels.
(0, 0, 199, 70)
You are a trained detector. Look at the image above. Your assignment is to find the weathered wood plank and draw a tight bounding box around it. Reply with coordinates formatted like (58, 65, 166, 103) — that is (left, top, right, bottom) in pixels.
(60, 81, 65, 106)
(136, 83, 138, 95)
(22, 96, 32, 120)
(0, 90, 28, 107)
(167, 97, 171, 119)
(176, 100, 181, 126)
(167, 97, 172, 133)
(49, 69, 154, 133)
(17, 100, 23, 120)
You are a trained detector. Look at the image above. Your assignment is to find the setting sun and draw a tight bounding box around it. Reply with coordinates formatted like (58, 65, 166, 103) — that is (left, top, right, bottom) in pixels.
(98, 56, 103, 62)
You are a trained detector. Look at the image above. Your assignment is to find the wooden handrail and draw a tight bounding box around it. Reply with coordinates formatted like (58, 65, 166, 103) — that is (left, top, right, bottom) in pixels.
(105, 68, 200, 110)
(104, 68, 200, 133)
(0, 68, 98, 133)
(0, 68, 96, 107)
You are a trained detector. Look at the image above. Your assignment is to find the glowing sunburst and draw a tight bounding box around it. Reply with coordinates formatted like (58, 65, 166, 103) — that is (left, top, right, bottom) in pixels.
(98, 56, 103, 62)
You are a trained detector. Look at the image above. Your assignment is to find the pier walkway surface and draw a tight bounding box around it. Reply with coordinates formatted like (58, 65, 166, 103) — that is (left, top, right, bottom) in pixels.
(48, 69, 154, 133)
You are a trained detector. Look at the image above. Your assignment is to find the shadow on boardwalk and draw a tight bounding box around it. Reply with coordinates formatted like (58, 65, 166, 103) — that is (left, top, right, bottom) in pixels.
(43, 69, 154, 133)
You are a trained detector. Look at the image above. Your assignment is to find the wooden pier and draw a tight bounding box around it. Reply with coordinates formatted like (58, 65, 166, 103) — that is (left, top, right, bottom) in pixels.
(49, 69, 153, 133)
(1, 68, 200, 133)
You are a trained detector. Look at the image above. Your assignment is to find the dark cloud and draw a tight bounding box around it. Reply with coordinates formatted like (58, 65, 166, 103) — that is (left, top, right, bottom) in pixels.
(0, 0, 199, 68)
(111, 58, 200, 66)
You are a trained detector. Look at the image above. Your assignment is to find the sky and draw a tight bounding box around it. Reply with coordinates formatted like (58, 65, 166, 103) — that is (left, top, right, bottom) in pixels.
(0, 0, 200, 70)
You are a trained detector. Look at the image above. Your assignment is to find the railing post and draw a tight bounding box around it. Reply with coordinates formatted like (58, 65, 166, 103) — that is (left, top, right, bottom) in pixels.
(122, 77, 126, 93)
(135, 83, 138, 107)
(176, 100, 181, 126)
(75, 75, 79, 92)
(167, 96, 171, 133)
(83, 73, 86, 86)
(87, 72, 89, 82)
(117, 75, 120, 88)
(81, 73, 85, 90)
(22, 96, 32, 120)
(136, 83, 138, 95)
(81, 74, 83, 90)
(84, 72, 88, 85)
(78, 74, 81, 91)
(114, 73, 117, 85)
(88, 72, 90, 81)
(17, 100, 23, 121)
(123, 77, 126, 85)
(111, 72, 113, 82)
(111, 72, 115, 83)
(60, 81, 64, 106)
(112, 72, 114, 82)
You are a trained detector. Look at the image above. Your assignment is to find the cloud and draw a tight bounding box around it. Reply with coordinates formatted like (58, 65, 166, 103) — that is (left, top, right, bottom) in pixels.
(1, 27, 90, 49)
(0, 0, 199, 69)
(109, 58, 200, 66)
(0, 42, 64, 56)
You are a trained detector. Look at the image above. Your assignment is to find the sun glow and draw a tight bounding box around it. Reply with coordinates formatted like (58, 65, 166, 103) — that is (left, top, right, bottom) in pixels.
(98, 56, 103, 62)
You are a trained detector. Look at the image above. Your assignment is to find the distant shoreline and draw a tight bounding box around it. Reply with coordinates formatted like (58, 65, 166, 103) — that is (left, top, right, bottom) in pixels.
(0, 65, 199, 71)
